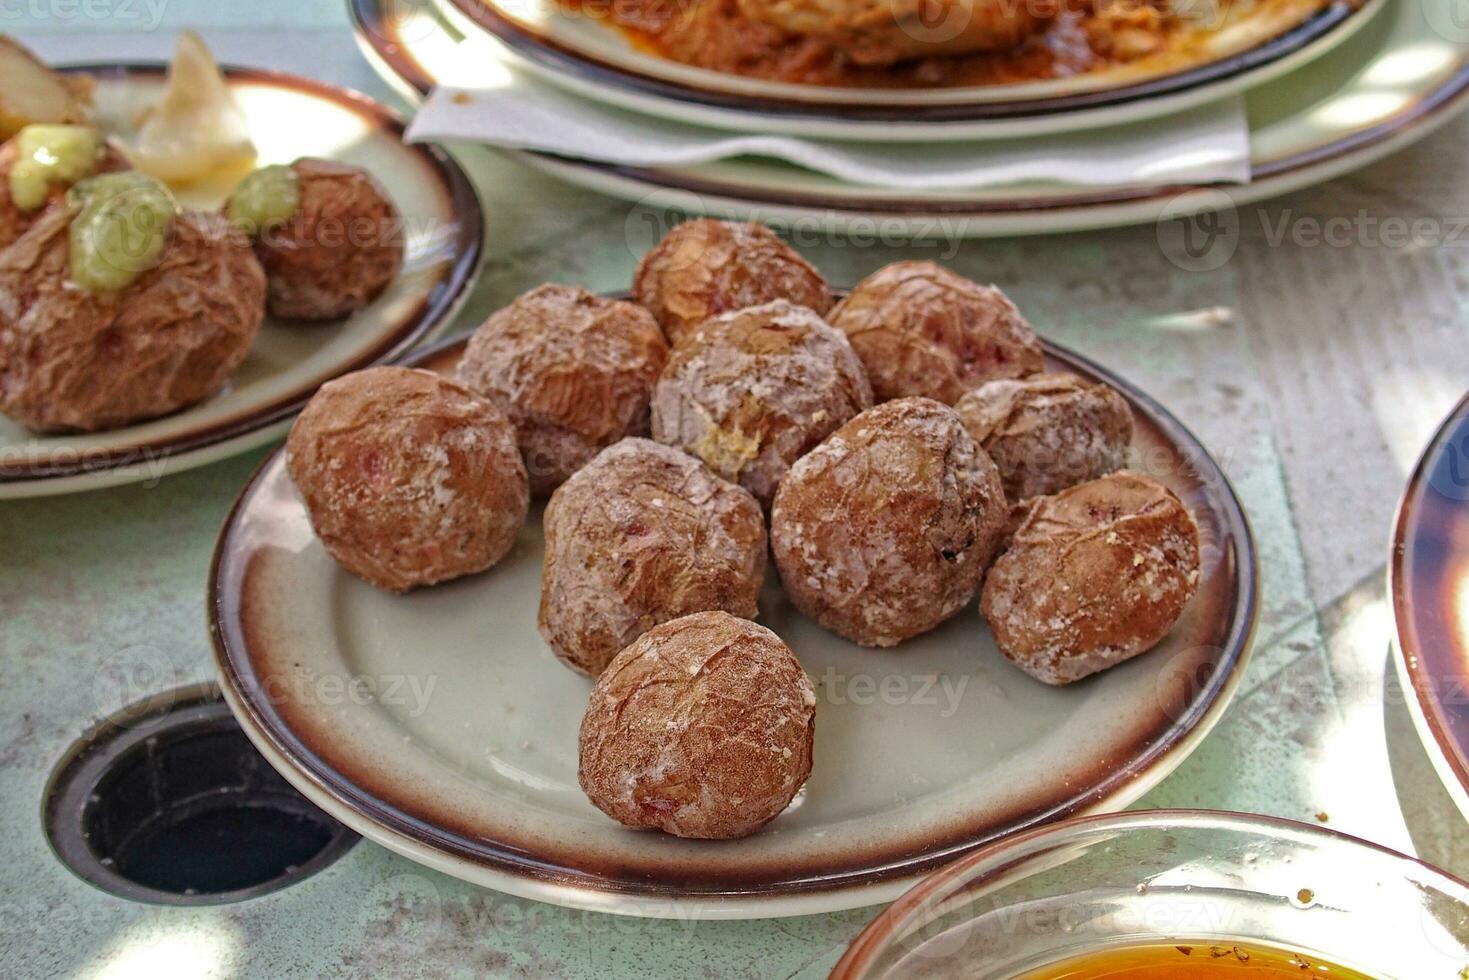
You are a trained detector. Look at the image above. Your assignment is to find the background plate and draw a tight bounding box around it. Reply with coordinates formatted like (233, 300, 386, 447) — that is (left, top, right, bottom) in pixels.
(353, 0, 1386, 141)
(1391, 391, 1469, 825)
(353, 0, 1469, 236)
(0, 64, 483, 498)
(211, 329, 1258, 919)
(438, 0, 1372, 127)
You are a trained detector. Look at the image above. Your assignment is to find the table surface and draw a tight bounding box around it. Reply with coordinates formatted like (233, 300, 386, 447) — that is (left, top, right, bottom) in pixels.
(4, 4, 1469, 978)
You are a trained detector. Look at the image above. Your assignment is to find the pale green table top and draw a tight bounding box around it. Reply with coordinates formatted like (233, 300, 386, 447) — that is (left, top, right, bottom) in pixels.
(5, 6, 1469, 979)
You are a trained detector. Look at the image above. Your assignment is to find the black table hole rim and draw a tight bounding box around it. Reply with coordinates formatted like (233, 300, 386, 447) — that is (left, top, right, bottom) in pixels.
(42, 682, 360, 906)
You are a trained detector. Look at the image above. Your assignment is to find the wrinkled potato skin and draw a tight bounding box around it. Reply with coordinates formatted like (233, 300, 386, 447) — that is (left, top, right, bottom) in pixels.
(0, 136, 130, 249)
(633, 219, 833, 346)
(981, 471, 1201, 685)
(771, 397, 1008, 648)
(650, 300, 872, 507)
(457, 284, 669, 497)
(579, 611, 816, 839)
(286, 366, 529, 594)
(236, 157, 404, 321)
(539, 438, 767, 677)
(0, 207, 265, 432)
(955, 372, 1133, 501)
(829, 261, 1044, 404)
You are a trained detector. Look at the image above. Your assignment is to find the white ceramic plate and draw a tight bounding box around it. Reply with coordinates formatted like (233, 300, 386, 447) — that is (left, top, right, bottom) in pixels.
(0, 64, 484, 499)
(424, 0, 1382, 142)
(353, 0, 1469, 237)
(211, 330, 1258, 919)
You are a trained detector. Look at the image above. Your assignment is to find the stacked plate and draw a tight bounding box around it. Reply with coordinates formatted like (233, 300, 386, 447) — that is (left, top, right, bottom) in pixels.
(350, 0, 1469, 235)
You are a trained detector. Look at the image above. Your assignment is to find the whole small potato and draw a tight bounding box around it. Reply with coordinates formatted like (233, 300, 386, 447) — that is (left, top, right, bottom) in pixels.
(0, 205, 264, 433)
(981, 471, 1201, 685)
(828, 261, 1044, 404)
(955, 372, 1133, 501)
(771, 397, 1008, 648)
(539, 438, 767, 676)
(286, 366, 530, 593)
(650, 299, 872, 506)
(228, 157, 404, 321)
(456, 284, 669, 496)
(633, 219, 833, 346)
(579, 611, 816, 839)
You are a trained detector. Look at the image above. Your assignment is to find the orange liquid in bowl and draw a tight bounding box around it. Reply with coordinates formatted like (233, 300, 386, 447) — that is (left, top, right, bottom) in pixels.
(1015, 941, 1377, 978)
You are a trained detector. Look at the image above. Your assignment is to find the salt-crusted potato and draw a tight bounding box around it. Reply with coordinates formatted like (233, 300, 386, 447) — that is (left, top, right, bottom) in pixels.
(286, 366, 530, 593)
(828, 261, 1044, 404)
(650, 299, 872, 506)
(579, 611, 816, 839)
(456, 284, 669, 496)
(955, 372, 1133, 502)
(771, 397, 1008, 648)
(0, 37, 93, 141)
(539, 438, 767, 677)
(981, 471, 1201, 685)
(229, 158, 404, 321)
(633, 219, 833, 346)
(0, 206, 265, 433)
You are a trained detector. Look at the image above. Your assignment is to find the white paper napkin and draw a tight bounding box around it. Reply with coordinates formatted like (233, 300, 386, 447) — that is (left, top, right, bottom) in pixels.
(406, 70, 1252, 191)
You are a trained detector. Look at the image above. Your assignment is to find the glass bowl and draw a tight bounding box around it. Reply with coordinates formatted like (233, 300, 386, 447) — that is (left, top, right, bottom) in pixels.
(830, 810, 1469, 979)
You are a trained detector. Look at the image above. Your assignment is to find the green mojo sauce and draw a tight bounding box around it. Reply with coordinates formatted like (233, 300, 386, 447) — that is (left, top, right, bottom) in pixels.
(66, 172, 181, 294)
(10, 125, 106, 212)
(227, 164, 299, 236)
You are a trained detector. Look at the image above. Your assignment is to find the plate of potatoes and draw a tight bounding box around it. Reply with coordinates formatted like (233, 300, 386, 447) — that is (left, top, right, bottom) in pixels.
(211, 221, 1256, 918)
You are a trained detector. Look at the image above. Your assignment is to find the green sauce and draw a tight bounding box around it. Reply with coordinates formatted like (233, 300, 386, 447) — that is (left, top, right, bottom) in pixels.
(9, 125, 105, 212)
(66, 172, 180, 294)
(227, 164, 299, 236)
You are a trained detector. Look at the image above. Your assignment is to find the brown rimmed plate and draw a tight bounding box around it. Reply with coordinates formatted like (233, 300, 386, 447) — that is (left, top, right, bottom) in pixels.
(353, 0, 1469, 236)
(433, 0, 1377, 137)
(210, 324, 1258, 919)
(1391, 391, 1469, 824)
(0, 63, 483, 499)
